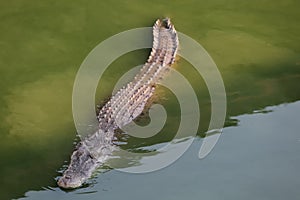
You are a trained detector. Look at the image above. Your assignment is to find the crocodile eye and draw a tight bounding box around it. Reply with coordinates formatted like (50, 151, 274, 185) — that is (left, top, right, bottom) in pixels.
(88, 153, 95, 159)
(65, 175, 71, 179)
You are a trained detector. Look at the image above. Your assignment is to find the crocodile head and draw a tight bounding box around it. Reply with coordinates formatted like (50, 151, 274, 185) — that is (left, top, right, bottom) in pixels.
(57, 142, 97, 189)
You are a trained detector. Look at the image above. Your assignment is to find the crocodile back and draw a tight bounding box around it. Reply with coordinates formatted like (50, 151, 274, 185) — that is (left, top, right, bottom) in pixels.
(97, 18, 179, 130)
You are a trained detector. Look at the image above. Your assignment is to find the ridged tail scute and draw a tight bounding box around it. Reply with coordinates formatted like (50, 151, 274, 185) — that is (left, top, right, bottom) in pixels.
(98, 18, 179, 130)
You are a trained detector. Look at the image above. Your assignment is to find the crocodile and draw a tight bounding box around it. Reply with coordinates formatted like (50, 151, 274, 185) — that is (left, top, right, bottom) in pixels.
(57, 18, 179, 189)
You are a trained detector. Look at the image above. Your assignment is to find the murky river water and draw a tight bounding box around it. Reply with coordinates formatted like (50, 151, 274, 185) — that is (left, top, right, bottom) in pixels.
(0, 1, 299, 199)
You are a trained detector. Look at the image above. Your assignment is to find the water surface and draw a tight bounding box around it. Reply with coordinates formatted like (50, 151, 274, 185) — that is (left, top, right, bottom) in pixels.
(0, 0, 299, 199)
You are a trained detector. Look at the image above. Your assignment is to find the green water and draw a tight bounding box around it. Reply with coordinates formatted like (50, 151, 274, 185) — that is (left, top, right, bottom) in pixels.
(0, 0, 299, 199)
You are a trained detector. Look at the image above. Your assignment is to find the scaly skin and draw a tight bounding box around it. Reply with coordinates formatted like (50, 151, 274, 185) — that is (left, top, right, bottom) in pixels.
(57, 18, 179, 189)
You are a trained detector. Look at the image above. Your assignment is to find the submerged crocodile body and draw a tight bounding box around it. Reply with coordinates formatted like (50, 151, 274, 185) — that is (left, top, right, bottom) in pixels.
(58, 18, 179, 189)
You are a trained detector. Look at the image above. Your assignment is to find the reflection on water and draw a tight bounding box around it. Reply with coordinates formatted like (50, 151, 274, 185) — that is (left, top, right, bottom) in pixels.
(0, 0, 299, 199)
(20, 101, 300, 200)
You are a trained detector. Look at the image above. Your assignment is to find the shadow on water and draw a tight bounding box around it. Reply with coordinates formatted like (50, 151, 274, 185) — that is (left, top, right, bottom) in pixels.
(0, 0, 299, 199)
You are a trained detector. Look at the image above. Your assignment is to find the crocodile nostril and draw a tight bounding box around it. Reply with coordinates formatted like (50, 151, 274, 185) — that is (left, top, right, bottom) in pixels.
(57, 178, 66, 188)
